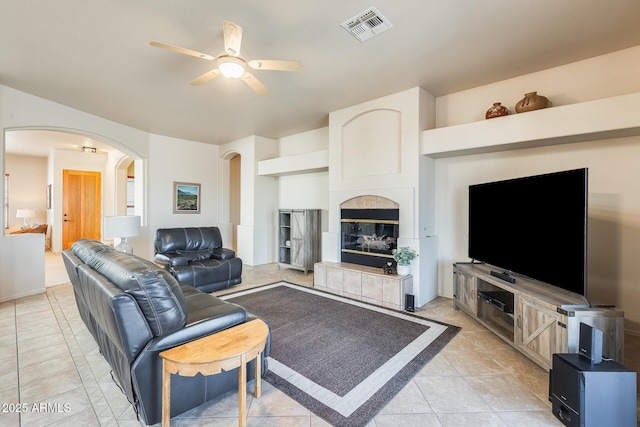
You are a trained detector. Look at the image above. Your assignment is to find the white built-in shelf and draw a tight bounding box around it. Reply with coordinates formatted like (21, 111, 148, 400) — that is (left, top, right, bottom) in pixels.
(421, 92, 640, 158)
(257, 150, 329, 176)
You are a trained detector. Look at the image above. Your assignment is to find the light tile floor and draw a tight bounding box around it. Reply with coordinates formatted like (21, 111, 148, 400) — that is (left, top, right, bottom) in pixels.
(44, 250, 71, 288)
(1, 254, 635, 426)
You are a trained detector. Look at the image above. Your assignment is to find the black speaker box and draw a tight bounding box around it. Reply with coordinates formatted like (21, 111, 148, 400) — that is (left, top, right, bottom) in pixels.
(405, 294, 415, 312)
(579, 323, 603, 364)
(551, 353, 637, 426)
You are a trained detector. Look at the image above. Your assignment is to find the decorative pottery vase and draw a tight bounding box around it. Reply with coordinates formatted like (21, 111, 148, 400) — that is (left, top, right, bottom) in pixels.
(515, 91, 549, 113)
(396, 264, 410, 276)
(485, 102, 509, 119)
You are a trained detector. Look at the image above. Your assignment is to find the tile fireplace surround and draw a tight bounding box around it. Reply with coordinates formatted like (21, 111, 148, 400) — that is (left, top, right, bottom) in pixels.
(314, 261, 413, 311)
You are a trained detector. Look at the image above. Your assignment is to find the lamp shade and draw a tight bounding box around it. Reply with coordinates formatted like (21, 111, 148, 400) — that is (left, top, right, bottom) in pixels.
(104, 215, 141, 238)
(16, 208, 35, 219)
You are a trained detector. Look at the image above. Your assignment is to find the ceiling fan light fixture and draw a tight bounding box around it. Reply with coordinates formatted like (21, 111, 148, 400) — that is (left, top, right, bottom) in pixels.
(217, 56, 246, 78)
(151, 20, 301, 95)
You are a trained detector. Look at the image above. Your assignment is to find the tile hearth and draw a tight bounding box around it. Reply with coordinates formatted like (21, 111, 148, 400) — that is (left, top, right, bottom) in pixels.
(314, 262, 413, 311)
(1, 255, 576, 426)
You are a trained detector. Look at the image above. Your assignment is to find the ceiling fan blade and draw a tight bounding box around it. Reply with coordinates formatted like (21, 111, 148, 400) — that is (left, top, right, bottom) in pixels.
(248, 59, 303, 71)
(241, 72, 269, 96)
(149, 41, 214, 60)
(190, 68, 221, 86)
(223, 21, 243, 56)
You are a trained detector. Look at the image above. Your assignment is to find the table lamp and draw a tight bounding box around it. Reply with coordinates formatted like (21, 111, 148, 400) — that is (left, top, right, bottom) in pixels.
(104, 215, 141, 253)
(16, 208, 35, 229)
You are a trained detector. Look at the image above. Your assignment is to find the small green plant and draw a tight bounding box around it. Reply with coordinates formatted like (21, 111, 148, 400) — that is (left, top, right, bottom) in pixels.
(392, 247, 418, 266)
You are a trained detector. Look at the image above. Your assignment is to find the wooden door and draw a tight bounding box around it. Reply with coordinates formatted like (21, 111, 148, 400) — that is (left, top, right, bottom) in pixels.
(515, 296, 562, 369)
(453, 268, 477, 316)
(62, 170, 101, 249)
(290, 210, 305, 269)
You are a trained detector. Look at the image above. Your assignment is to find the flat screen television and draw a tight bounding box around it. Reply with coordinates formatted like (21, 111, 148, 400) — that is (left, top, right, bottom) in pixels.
(468, 168, 588, 297)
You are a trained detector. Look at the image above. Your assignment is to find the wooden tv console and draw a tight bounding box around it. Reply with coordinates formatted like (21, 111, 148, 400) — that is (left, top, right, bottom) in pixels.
(453, 262, 624, 370)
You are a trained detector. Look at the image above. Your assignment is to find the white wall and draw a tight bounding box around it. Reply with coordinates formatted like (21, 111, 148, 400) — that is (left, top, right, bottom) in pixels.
(4, 154, 48, 228)
(220, 136, 256, 265)
(436, 45, 640, 128)
(433, 46, 640, 332)
(327, 88, 438, 305)
(0, 85, 148, 301)
(279, 171, 329, 211)
(0, 86, 251, 300)
(145, 134, 220, 257)
(219, 135, 278, 266)
(279, 127, 329, 157)
(253, 136, 279, 266)
(274, 128, 330, 265)
(278, 127, 329, 212)
(328, 88, 433, 237)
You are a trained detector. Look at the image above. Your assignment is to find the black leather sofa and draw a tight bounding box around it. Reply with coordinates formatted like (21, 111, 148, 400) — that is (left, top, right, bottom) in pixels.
(154, 227, 242, 293)
(62, 239, 270, 425)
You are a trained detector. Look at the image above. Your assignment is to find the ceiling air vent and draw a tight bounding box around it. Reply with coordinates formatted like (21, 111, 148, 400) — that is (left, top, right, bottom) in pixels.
(341, 7, 393, 42)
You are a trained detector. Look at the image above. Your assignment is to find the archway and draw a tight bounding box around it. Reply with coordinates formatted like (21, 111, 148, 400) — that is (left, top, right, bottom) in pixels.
(3, 127, 145, 284)
(114, 156, 138, 216)
(219, 150, 241, 251)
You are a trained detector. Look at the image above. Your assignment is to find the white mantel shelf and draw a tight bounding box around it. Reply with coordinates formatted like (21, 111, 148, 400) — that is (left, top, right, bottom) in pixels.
(257, 149, 329, 176)
(421, 92, 640, 158)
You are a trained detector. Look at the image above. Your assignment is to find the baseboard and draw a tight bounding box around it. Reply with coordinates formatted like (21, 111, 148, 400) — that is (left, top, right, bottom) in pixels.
(624, 328, 640, 337)
(0, 288, 46, 303)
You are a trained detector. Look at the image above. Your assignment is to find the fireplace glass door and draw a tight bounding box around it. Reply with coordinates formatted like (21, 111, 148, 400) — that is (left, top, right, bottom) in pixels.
(340, 209, 399, 267)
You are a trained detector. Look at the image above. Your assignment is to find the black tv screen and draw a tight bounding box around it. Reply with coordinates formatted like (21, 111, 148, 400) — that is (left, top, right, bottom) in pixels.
(468, 168, 588, 296)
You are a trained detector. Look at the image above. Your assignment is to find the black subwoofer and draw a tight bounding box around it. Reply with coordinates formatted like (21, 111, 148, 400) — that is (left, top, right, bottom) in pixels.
(405, 294, 415, 312)
(550, 353, 636, 426)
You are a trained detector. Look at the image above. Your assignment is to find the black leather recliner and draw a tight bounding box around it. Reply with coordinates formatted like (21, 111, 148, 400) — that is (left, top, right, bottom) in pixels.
(154, 227, 242, 293)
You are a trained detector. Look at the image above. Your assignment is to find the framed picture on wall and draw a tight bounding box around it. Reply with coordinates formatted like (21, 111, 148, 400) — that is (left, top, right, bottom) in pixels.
(173, 182, 201, 214)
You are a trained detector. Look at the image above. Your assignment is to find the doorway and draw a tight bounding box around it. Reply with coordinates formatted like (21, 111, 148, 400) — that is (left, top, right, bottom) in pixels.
(4, 129, 145, 291)
(219, 151, 242, 252)
(62, 169, 101, 249)
(229, 154, 241, 250)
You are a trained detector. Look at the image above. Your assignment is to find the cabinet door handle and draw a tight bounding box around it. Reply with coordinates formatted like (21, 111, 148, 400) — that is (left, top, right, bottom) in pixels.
(557, 321, 567, 329)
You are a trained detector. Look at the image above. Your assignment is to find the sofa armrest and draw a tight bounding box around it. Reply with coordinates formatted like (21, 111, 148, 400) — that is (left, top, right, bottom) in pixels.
(154, 253, 188, 267)
(142, 286, 246, 352)
(211, 247, 236, 260)
(143, 307, 246, 353)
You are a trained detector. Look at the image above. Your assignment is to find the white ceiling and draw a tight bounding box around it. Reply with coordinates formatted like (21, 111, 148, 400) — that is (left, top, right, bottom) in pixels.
(3, 1, 640, 151)
(4, 130, 115, 157)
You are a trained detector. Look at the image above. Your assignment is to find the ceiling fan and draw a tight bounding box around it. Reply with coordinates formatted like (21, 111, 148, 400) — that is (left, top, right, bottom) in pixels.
(150, 21, 302, 96)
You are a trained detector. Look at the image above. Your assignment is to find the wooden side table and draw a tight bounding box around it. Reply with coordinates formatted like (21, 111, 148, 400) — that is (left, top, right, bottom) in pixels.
(159, 319, 269, 427)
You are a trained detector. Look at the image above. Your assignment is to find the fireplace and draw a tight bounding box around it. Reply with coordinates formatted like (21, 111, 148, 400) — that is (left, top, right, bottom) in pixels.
(340, 206, 399, 268)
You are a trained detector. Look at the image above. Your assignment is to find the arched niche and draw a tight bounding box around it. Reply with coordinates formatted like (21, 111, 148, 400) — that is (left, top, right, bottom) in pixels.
(341, 109, 401, 178)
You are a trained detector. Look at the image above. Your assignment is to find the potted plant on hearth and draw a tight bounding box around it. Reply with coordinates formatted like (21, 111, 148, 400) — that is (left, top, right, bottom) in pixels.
(392, 247, 418, 276)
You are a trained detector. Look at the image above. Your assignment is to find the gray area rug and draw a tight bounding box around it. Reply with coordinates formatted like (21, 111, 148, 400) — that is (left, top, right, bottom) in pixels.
(223, 282, 461, 427)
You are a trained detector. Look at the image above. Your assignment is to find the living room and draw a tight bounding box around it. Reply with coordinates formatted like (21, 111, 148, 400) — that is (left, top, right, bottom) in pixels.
(2, 2, 640, 425)
(4, 44, 640, 328)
